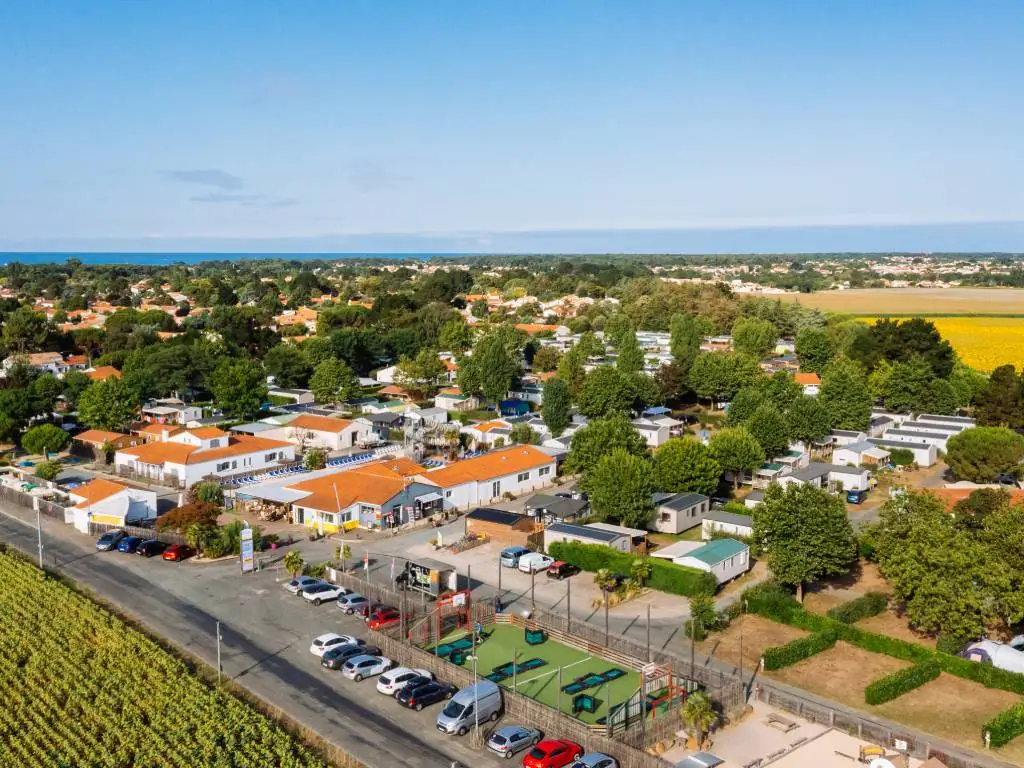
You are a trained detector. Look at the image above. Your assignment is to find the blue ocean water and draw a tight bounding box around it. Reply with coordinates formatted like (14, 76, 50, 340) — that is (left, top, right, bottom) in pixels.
(0, 252, 458, 266)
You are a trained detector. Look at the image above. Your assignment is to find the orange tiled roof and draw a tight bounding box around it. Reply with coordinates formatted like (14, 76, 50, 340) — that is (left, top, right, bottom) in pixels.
(73, 429, 128, 445)
(357, 457, 426, 478)
(137, 423, 181, 437)
(288, 462, 428, 513)
(418, 445, 554, 487)
(515, 323, 560, 334)
(66, 354, 88, 366)
(474, 420, 509, 433)
(86, 366, 121, 381)
(443, 359, 458, 371)
(186, 426, 228, 439)
(118, 440, 196, 464)
(289, 414, 354, 433)
(794, 372, 821, 386)
(438, 387, 463, 396)
(930, 487, 1024, 511)
(378, 385, 412, 398)
(70, 478, 129, 509)
(119, 434, 289, 466)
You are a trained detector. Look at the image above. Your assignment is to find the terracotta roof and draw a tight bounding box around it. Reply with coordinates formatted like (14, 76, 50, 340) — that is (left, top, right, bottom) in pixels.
(357, 457, 426, 478)
(66, 354, 88, 365)
(118, 434, 290, 466)
(86, 366, 122, 381)
(378, 385, 412, 398)
(794, 372, 821, 386)
(438, 387, 463, 396)
(69, 478, 128, 509)
(73, 429, 128, 445)
(288, 414, 354, 433)
(474, 420, 509, 433)
(930, 487, 1024, 511)
(288, 463, 425, 513)
(186, 427, 228, 439)
(515, 323, 561, 334)
(137, 423, 181, 437)
(27, 352, 63, 365)
(534, 371, 557, 382)
(418, 446, 554, 487)
(443, 359, 458, 371)
(118, 440, 197, 465)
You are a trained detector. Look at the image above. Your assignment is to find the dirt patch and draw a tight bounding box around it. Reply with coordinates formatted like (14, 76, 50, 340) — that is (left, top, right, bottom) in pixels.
(802, 592, 846, 616)
(855, 610, 936, 649)
(769, 642, 910, 706)
(716, 560, 769, 600)
(777, 287, 1024, 314)
(699, 614, 808, 671)
(873, 673, 1021, 754)
(810, 560, 893, 596)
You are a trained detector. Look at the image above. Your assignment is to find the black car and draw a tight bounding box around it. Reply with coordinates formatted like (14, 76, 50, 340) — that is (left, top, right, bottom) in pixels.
(396, 680, 457, 710)
(322, 643, 381, 670)
(136, 540, 167, 557)
(546, 561, 580, 580)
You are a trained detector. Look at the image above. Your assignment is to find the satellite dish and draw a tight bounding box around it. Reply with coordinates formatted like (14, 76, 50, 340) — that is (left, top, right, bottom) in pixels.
(868, 759, 896, 768)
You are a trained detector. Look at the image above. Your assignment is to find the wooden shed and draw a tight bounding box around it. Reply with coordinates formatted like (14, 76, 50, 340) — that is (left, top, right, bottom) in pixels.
(464, 507, 537, 547)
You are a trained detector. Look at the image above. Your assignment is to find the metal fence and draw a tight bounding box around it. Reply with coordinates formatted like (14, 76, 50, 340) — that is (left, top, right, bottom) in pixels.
(88, 521, 187, 546)
(0, 484, 68, 520)
(114, 465, 184, 489)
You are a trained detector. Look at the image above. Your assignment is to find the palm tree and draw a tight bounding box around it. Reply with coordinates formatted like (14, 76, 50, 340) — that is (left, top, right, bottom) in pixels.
(682, 691, 717, 747)
(341, 544, 351, 572)
(594, 569, 617, 642)
(185, 523, 214, 554)
(630, 558, 652, 588)
(283, 550, 304, 579)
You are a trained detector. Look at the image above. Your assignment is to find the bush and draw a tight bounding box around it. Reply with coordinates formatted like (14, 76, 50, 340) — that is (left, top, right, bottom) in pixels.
(762, 630, 838, 670)
(303, 561, 328, 579)
(34, 461, 63, 481)
(304, 449, 327, 470)
(202, 537, 228, 558)
(547, 541, 716, 597)
(22, 423, 71, 455)
(864, 661, 940, 705)
(741, 582, 802, 622)
(827, 592, 888, 624)
(985, 702, 1024, 748)
(889, 448, 915, 466)
(936, 633, 969, 656)
(156, 502, 221, 533)
(187, 480, 225, 506)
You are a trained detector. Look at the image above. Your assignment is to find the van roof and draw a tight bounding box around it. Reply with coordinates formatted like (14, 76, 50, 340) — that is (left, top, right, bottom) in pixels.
(454, 679, 501, 699)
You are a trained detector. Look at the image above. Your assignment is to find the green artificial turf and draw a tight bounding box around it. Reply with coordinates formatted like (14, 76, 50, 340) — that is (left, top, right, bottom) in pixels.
(436, 624, 640, 724)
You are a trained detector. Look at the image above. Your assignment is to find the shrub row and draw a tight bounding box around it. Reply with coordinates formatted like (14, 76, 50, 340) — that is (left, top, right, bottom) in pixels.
(762, 630, 838, 670)
(984, 702, 1024, 748)
(827, 592, 889, 624)
(864, 661, 940, 705)
(547, 541, 717, 597)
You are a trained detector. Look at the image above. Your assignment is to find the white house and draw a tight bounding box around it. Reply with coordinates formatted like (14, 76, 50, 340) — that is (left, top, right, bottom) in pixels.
(833, 440, 891, 468)
(794, 372, 821, 396)
(261, 413, 372, 451)
(674, 538, 751, 585)
(141, 398, 202, 425)
(415, 445, 557, 510)
(829, 429, 868, 447)
(434, 387, 480, 412)
(777, 462, 872, 492)
(868, 438, 937, 467)
(898, 420, 967, 439)
(405, 407, 449, 428)
(544, 521, 631, 553)
(267, 387, 315, 405)
(67, 478, 157, 534)
(2, 351, 68, 377)
(631, 418, 671, 449)
(651, 492, 711, 534)
(916, 413, 975, 429)
(115, 427, 295, 487)
(374, 365, 398, 384)
(882, 427, 953, 453)
(460, 420, 514, 448)
(743, 490, 763, 509)
(508, 383, 544, 406)
(701, 510, 754, 541)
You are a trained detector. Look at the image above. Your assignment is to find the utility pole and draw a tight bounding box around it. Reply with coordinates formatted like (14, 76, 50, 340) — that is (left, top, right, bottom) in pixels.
(35, 502, 43, 568)
(566, 580, 571, 633)
(530, 568, 536, 610)
(604, 591, 609, 644)
(216, 621, 223, 684)
(646, 604, 651, 663)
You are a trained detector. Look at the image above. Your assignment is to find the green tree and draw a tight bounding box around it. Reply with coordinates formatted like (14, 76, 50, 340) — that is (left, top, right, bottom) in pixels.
(787, 395, 832, 445)
(263, 343, 313, 389)
(395, 348, 448, 396)
(687, 592, 717, 640)
(975, 365, 1023, 428)
(794, 326, 836, 374)
(688, 352, 762, 405)
(309, 358, 358, 404)
(724, 387, 766, 426)
(819, 356, 871, 431)
(753, 483, 857, 601)
(883, 355, 933, 413)
(948, 360, 988, 409)
(61, 369, 93, 408)
(922, 378, 959, 415)
(585, 448, 655, 529)
(576, 365, 634, 418)
(669, 313, 701, 375)
(304, 448, 328, 470)
(564, 414, 648, 476)
(630, 558, 653, 587)
(470, 299, 489, 319)
(682, 691, 717, 745)
(283, 550, 304, 578)
(946, 427, 1024, 483)
(209, 358, 267, 419)
(541, 378, 571, 437)
(1, 307, 52, 353)
(615, 329, 645, 374)
(21, 423, 70, 455)
(457, 324, 523, 407)
(532, 345, 562, 372)
(439, 319, 474, 353)
(35, 460, 63, 481)
(731, 317, 777, 359)
(745, 404, 790, 459)
(187, 480, 225, 506)
(867, 359, 895, 401)
(556, 346, 587, 396)
(510, 423, 538, 445)
(708, 426, 765, 490)
(652, 438, 722, 496)
(604, 314, 634, 348)
(78, 377, 136, 432)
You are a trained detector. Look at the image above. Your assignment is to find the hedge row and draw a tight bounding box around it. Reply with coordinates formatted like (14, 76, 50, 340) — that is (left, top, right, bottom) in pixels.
(547, 541, 717, 597)
(741, 582, 1024, 698)
(827, 592, 888, 624)
(864, 661, 940, 705)
(762, 630, 838, 671)
(984, 702, 1024, 748)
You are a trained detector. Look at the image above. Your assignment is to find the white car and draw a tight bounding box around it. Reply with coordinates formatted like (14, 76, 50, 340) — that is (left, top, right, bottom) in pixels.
(518, 553, 555, 573)
(310, 633, 361, 657)
(342, 654, 393, 681)
(301, 583, 351, 606)
(285, 576, 324, 595)
(376, 667, 434, 695)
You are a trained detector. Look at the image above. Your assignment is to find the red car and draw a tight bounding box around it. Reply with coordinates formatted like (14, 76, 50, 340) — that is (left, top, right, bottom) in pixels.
(162, 543, 194, 562)
(366, 607, 405, 630)
(522, 740, 582, 768)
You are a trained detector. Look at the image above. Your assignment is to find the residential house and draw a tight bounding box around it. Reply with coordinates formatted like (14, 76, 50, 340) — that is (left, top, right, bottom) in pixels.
(71, 429, 139, 459)
(464, 507, 538, 547)
(916, 413, 976, 429)
(508, 382, 544, 406)
(585, 522, 648, 553)
(777, 462, 872, 492)
(650, 492, 711, 534)
(267, 387, 315, 405)
(67, 478, 157, 534)
(701, 510, 754, 541)
(833, 440, 891, 468)
(867, 415, 894, 438)
(543, 521, 631, 553)
(743, 490, 763, 509)
(674, 538, 750, 585)
(85, 366, 121, 382)
(374, 365, 398, 384)
(434, 387, 480, 412)
(377, 385, 415, 403)
(405, 407, 449, 428)
(461, 420, 514, 448)
(522, 493, 589, 524)
(794, 372, 821, 396)
(881, 427, 954, 453)
(829, 429, 868, 447)
(899, 420, 967, 438)
(868, 438, 937, 467)
(141, 398, 202, 425)
(631, 418, 671, 449)
(261, 413, 372, 451)
(415, 445, 557, 510)
(3, 352, 67, 376)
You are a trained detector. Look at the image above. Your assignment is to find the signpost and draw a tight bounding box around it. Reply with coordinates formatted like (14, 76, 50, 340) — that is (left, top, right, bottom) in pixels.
(240, 525, 254, 574)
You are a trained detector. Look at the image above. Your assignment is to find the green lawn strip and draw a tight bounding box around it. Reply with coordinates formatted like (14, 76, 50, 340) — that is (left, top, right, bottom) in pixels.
(864, 662, 940, 705)
(437, 625, 640, 724)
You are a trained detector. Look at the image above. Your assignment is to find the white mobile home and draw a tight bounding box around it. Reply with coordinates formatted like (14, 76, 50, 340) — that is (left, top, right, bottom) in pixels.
(882, 428, 953, 453)
(675, 538, 750, 585)
(701, 510, 754, 541)
(833, 440, 891, 468)
(916, 413, 976, 429)
(651, 492, 711, 534)
(868, 438, 937, 467)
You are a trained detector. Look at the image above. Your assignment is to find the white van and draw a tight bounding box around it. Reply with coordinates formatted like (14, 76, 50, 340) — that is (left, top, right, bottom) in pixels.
(435, 680, 502, 735)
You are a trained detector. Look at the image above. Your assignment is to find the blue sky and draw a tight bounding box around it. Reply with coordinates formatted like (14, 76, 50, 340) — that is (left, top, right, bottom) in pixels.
(2, 1, 1024, 252)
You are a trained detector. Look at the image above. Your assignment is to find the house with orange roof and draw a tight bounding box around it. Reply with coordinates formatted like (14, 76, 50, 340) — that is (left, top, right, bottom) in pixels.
(377, 384, 415, 403)
(141, 398, 202, 425)
(413, 445, 557, 510)
(2, 351, 67, 376)
(66, 478, 157, 532)
(66, 354, 89, 370)
(114, 429, 294, 488)
(434, 386, 480, 412)
(514, 323, 564, 336)
(260, 413, 372, 451)
(71, 429, 140, 458)
(794, 372, 821, 396)
(274, 306, 319, 329)
(86, 365, 122, 382)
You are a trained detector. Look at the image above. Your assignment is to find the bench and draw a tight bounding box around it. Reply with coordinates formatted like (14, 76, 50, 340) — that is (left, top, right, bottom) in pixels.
(766, 713, 798, 733)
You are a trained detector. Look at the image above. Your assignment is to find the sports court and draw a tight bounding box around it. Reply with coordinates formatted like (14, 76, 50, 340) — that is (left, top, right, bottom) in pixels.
(434, 623, 641, 724)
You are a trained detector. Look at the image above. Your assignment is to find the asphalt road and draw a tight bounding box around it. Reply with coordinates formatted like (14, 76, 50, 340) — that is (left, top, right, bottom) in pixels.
(0, 504, 507, 768)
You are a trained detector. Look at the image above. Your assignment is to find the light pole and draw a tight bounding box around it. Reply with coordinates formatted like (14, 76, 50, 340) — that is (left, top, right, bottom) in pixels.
(216, 621, 223, 684)
(35, 502, 43, 568)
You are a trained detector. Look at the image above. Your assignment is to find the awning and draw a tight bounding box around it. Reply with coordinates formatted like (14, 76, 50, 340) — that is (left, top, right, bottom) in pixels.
(416, 492, 442, 503)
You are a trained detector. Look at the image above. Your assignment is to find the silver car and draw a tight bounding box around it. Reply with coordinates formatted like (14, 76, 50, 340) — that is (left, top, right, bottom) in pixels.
(568, 753, 618, 768)
(285, 576, 323, 595)
(486, 725, 541, 759)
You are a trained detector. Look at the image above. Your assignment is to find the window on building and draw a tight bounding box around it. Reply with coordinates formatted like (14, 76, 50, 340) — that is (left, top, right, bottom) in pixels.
(216, 461, 230, 472)
(322, 512, 337, 526)
(517, 472, 529, 482)
(445, 490, 452, 499)
(209, 439, 220, 448)
(538, 466, 551, 477)
(264, 452, 277, 462)
(659, 512, 671, 522)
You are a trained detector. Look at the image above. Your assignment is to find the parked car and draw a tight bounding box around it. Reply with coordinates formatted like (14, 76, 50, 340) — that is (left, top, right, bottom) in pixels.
(116, 536, 143, 554)
(436, 680, 503, 735)
(136, 539, 167, 557)
(518, 553, 554, 573)
(162, 543, 194, 562)
(500, 546, 531, 568)
(397, 680, 458, 710)
(337, 593, 371, 614)
(376, 667, 433, 695)
(366, 607, 406, 630)
(285, 576, 324, 595)
(522, 740, 583, 768)
(310, 633, 361, 657)
(568, 753, 618, 768)
(546, 561, 579, 580)
(486, 725, 542, 759)
(95, 530, 126, 551)
(301, 583, 349, 606)
(341, 655, 393, 681)
(321, 643, 377, 670)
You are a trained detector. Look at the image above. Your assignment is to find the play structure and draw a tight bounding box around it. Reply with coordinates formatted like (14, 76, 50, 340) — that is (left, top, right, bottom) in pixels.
(408, 587, 483, 647)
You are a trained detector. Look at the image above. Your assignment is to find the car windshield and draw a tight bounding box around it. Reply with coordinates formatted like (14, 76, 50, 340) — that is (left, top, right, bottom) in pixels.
(491, 735, 508, 746)
(441, 700, 465, 718)
(528, 747, 546, 759)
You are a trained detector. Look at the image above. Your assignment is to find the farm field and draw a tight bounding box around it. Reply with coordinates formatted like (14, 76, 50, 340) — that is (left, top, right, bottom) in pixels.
(860, 316, 1024, 372)
(0, 549, 328, 768)
(778, 287, 1024, 314)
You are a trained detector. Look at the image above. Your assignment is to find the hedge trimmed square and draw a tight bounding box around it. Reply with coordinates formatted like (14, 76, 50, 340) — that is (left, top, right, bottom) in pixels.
(762, 629, 838, 670)
(864, 661, 940, 705)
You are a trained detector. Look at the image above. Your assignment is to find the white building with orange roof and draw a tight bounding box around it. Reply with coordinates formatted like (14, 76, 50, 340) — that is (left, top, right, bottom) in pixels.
(413, 445, 557, 510)
(86, 365, 121, 382)
(274, 306, 318, 330)
(66, 478, 157, 533)
(141, 398, 202, 425)
(260, 413, 372, 452)
(794, 372, 821, 396)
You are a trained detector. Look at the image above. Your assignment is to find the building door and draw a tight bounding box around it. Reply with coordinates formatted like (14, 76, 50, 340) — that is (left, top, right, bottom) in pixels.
(491, 480, 501, 498)
(296, 507, 305, 525)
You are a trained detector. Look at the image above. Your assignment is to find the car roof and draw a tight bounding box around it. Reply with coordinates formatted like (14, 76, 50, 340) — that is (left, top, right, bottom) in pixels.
(495, 725, 532, 736)
(315, 632, 343, 642)
(346, 654, 379, 664)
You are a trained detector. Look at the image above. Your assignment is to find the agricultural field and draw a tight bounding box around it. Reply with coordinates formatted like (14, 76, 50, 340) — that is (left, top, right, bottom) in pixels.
(860, 316, 1024, 372)
(0, 549, 329, 768)
(779, 287, 1024, 315)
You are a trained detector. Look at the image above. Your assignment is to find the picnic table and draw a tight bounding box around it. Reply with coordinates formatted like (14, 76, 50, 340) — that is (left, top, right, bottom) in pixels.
(765, 713, 798, 732)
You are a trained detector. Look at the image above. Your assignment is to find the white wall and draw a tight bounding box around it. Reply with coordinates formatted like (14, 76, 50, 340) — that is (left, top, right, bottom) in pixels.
(701, 519, 753, 540)
(828, 470, 870, 492)
(882, 430, 949, 453)
(436, 462, 557, 510)
(677, 548, 749, 584)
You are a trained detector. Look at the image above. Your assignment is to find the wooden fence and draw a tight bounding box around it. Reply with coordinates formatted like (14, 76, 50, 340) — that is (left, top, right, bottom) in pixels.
(88, 521, 187, 546)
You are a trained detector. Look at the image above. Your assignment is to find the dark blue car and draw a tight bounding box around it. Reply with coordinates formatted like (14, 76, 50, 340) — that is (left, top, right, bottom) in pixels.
(116, 536, 143, 553)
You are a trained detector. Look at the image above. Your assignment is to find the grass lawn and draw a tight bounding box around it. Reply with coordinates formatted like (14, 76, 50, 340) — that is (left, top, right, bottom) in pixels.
(438, 624, 641, 724)
(649, 528, 704, 548)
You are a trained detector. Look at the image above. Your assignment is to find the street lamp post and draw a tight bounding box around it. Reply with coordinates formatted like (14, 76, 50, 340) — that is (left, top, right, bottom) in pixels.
(216, 621, 223, 684)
